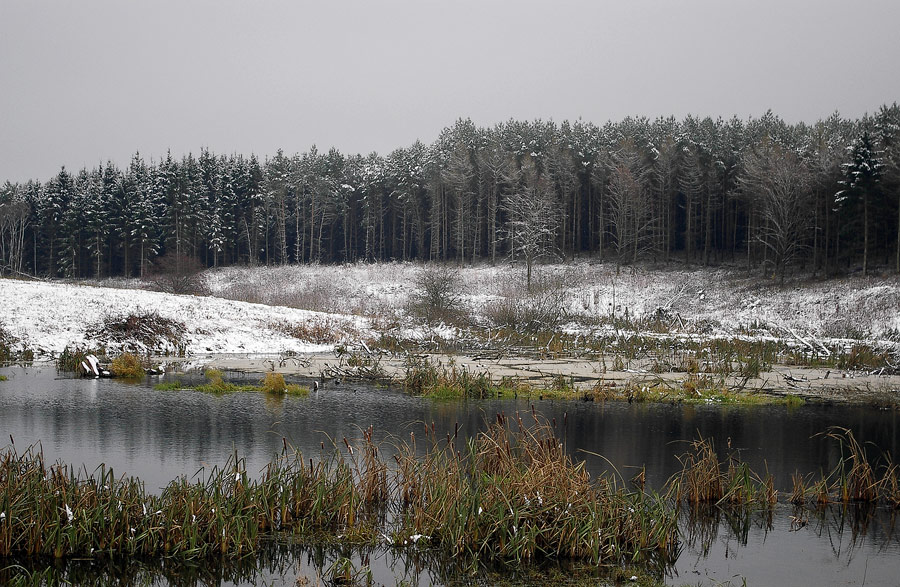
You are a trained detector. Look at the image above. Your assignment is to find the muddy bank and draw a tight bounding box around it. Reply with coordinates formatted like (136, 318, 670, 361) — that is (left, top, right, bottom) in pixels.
(190, 351, 900, 406)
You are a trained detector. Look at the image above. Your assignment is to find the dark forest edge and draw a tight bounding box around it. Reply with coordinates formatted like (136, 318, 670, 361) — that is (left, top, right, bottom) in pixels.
(1, 107, 899, 282)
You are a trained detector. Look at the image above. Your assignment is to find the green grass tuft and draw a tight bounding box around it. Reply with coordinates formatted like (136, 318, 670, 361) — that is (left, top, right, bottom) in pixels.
(109, 353, 145, 378)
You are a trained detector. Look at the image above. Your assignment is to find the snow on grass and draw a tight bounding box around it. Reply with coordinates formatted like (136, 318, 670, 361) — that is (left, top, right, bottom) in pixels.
(3, 261, 898, 360)
(0, 279, 368, 357)
(206, 261, 900, 343)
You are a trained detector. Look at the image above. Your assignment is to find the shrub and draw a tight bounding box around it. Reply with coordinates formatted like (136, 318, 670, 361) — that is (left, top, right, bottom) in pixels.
(484, 274, 568, 333)
(150, 253, 207, 295)
(109, 353, 145, 378)
(409, 264, 461, 323)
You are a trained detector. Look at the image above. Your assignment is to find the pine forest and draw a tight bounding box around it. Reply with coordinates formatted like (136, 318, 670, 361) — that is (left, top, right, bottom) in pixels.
(2, 106, 899, 282)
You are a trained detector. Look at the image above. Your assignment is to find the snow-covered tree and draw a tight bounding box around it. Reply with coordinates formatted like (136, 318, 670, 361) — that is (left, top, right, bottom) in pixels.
(504, 156, 560, 291)
(837, 131, 884, 275)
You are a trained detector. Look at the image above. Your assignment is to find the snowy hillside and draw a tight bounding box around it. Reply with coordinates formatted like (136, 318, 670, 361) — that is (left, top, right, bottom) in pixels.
(2, 262, 899, 361)
(0, 279, 367, 357)
(204, 262, 900, 343)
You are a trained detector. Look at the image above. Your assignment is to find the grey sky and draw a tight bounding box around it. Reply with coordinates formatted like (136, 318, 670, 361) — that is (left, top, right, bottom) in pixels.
(2, 0, 899, 183)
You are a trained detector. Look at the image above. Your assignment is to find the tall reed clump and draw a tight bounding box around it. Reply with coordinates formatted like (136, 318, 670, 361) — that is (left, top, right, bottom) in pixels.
(0, 416, 678, 568)
(57, 345, 103, 373)
(669, 437, 776, 509)
(401, 356, 497, 399)
(392, 411, 679, 565)
(802, 427, 900, 507)
(0, 444, 278, 560)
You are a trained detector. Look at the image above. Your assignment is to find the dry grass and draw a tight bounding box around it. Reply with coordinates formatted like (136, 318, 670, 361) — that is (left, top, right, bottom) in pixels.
(109, 353, 145, 378)
(0, 413, 678, 567)
(670, 437, 777, 508)
(270, 318, 361, 345)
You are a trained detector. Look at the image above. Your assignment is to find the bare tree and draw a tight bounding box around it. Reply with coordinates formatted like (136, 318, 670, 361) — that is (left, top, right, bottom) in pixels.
(607, 143, 655, 264)
(0, 189, 29, 276)
(740, 142, 812, 283)
(504, 158, 560, 291)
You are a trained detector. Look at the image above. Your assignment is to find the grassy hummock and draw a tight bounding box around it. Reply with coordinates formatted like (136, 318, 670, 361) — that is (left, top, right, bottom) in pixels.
(154, 369, 309, 397)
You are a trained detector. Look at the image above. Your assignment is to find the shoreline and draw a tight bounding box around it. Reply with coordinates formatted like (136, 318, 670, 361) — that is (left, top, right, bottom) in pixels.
(164, 351, 900, 407)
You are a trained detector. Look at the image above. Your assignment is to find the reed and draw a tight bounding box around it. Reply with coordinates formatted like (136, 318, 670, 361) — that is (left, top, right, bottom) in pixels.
(670, 438, 776, 508)
(4, 422, 897, 573)
(56, 345, 105, 373)
(401, 356, 579, 400)
(790, 471, 811, 505)
(878, 459, 900, 509)
(392, 412, 678, 565)
(0, 415, 677, 568)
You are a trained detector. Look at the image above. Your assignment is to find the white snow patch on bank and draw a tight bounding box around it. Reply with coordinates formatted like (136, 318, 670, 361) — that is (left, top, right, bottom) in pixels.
(0, 279, 368, 356)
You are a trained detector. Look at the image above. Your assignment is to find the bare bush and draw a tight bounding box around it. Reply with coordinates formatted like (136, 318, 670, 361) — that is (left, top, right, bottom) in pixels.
(484, 273, 569, 333)
(150, 253, 207, 295)
(86, 311, 187, 354)
(409, 264, 462, 323)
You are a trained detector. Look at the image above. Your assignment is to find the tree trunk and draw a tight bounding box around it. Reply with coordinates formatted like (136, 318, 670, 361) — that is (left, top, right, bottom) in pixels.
(863, 192, 869, 275)
(685, 197, 692, 265)
(703, 191, 712, 265)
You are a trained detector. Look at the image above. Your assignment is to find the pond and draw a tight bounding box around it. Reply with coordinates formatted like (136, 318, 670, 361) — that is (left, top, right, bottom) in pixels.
(1, 364, 899, 585)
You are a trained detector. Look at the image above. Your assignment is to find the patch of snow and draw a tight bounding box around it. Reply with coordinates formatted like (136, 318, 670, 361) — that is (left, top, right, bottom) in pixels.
(0, 279, 368, 357)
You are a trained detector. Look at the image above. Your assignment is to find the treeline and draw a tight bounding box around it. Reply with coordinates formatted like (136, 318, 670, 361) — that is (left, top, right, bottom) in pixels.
(1, 106, 899, 281)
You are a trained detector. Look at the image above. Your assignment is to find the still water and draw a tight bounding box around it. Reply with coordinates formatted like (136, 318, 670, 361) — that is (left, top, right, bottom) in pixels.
(1, 365, 899, 585)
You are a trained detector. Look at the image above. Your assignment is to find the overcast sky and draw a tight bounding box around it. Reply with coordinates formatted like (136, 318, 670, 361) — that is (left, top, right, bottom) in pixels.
(2, 0, 899, 183)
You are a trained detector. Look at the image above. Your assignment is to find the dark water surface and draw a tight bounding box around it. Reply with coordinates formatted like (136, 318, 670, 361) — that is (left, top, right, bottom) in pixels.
(1, 365, 899, 585)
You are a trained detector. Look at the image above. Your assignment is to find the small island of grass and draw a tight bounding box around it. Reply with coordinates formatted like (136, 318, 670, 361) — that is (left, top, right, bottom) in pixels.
(155, 369, 310, 397)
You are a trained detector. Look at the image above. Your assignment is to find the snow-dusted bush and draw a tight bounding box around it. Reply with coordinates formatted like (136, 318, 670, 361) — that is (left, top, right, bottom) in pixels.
(150, 253, 207, 296)
(484, 273, 568, 333)
(409, 264, 462, 323)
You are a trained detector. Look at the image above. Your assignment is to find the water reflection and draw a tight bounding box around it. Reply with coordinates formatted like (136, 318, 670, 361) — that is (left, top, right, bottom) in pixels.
(2, 365, 900, 585)
(672, 504, 900, 586)
(4, 506, 897, 587)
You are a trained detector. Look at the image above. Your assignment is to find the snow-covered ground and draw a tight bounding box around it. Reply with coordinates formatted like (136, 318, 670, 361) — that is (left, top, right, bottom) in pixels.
(204, 261, 900, 343)
(2, 261, 899, 360)
(0, 279, 367, 357)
